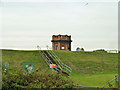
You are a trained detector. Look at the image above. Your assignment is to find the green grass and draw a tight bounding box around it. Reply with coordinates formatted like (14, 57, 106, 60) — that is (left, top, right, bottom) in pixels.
(70, 73, 117, 87)
(2, 50, 50, 73)
(2, 49, 118, 87)
(52, 50, 118, 87)
(54, 51, 118, 74)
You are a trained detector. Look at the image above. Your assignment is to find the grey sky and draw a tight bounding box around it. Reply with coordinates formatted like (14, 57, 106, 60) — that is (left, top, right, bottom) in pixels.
(0, 1, 118, 51)
(1, 0, 119, 2)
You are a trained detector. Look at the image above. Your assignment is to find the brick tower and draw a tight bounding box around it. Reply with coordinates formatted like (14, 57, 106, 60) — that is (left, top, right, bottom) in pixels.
(51, 35, 72, 51)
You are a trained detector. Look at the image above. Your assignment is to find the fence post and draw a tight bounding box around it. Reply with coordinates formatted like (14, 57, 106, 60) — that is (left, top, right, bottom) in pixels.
(115, 76, 117, 83)
(115, 75, 119, 88)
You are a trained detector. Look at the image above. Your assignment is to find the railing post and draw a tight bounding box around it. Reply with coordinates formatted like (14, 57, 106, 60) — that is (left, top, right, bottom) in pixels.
(115, 75, 119, 88)
(115, 76, 117, 83)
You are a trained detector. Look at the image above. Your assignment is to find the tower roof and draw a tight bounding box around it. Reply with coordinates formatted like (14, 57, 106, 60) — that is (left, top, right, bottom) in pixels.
(52, 34, 71, 37)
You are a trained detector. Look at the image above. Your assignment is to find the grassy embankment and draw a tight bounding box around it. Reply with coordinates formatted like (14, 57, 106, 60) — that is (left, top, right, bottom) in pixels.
(54, 51, 118, 87)
(2, 50, 118, 87)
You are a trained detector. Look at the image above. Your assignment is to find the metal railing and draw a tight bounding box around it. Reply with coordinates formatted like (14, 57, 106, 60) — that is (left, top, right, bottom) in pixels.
(37, 46, 52, 64)
(101, 75, 119, 88)
(37, 46, 61, 72)
(47, 50, 72, 73)
(75, 75, 119, 88)
(37, 46, 72, 74)
(46, 50, 63, 70)
(41, 51, 52, 64)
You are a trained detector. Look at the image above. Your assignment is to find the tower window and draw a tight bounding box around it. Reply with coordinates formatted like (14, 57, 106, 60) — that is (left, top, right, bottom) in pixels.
(61, 45, 65, 49)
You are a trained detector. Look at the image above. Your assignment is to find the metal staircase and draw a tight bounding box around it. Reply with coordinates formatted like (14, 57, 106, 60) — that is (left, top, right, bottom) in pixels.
(47, 50, 72, 73)
(37, 46, 72, 76)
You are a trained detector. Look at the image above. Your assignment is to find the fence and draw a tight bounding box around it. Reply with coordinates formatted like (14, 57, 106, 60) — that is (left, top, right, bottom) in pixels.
(75, 75, 119, 89)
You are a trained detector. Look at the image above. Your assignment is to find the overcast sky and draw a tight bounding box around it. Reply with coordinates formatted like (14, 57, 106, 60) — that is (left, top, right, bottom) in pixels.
(1, 0, 119, 2)
(0, 0, 118, 51)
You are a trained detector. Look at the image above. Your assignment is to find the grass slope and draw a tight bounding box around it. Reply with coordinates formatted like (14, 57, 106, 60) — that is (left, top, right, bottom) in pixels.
(2, 50, 118, 87)
(2, 50, 51, 74)
(54, 51, 118, 87)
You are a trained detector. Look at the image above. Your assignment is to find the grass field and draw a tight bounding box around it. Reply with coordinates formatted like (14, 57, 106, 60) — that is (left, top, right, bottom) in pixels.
(54, 51, 118, 87)
(2, 49, 118, 87)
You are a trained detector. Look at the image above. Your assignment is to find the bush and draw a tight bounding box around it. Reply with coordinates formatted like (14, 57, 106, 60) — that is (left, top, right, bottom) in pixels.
(2, 67, 74, 89)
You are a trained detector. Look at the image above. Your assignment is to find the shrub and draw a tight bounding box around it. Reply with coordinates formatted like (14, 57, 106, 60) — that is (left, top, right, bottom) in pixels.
(2, 68, 74, 89)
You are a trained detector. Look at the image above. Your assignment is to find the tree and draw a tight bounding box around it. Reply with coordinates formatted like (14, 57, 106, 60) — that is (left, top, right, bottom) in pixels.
(76, 47, 80, 51)
(81, 48, 84, 51)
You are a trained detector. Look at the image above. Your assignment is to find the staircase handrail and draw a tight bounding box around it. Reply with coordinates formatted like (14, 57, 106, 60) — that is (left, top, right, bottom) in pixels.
(48, 50, 72, 73)
(49, 50, 72, 72)
(37, 46, 65, 73)
(42, 51, 52, 64)
(37, 47, 51, 64)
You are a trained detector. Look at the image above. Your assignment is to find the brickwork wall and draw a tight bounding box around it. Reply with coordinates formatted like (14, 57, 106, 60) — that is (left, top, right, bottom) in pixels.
(52, 35, 72, 51)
